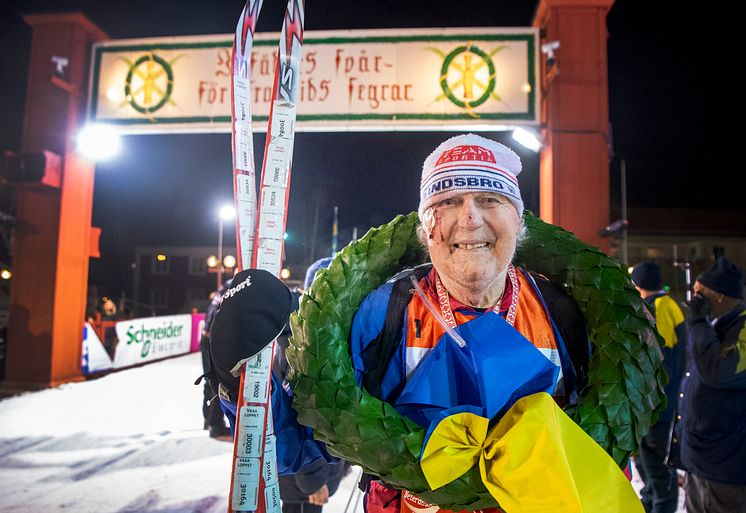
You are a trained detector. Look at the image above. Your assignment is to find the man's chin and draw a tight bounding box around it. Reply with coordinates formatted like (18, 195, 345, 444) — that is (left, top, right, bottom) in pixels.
(444, 260, 499, 282)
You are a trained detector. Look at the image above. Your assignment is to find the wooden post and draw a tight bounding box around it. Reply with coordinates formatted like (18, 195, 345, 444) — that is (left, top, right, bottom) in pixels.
(2, 14, 107, 391)
(533, 0, 615, 251)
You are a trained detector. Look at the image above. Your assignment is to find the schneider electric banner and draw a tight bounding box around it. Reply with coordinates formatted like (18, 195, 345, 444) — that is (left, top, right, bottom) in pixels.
(89, 28, 538, 133)
(82, 314, 204, 374)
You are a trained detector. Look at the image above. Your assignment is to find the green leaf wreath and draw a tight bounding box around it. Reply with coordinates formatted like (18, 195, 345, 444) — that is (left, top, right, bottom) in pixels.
(286, 211, 667, 511)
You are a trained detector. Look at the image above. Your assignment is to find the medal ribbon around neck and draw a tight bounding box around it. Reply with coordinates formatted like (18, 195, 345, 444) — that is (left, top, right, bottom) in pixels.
(435, 263, 519, 328)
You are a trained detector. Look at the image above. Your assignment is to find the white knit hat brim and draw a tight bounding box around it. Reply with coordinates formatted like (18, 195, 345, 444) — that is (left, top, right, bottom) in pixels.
(418, 134, 524, 218)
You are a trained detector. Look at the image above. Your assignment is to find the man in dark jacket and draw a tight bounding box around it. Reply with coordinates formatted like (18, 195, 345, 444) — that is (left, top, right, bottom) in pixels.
(630, 261, 686, 513)
(200, 278, 233, 440)
(669, 257, 746, 513)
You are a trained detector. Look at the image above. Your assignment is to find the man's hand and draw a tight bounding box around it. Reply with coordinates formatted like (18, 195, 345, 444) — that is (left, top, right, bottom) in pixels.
(686, 293, 710, 320)
(308, 484, 329, 506)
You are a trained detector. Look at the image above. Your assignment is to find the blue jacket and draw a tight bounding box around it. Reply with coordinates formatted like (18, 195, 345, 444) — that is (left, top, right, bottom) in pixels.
(219, 371, 336, 475)
(350, 268, 584, 409)
(219, 325, 338, 477)
(668, 303, 746, 485)
(222, 268, 586, 478)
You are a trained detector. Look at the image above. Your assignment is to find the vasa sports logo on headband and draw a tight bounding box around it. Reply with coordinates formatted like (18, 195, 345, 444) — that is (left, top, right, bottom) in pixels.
(429, 43, 506, 116)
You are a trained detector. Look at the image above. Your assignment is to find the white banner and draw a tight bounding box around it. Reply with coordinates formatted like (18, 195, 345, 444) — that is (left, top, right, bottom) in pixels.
(89, 28, 538, 133)
(112, 314, 193, 368)
(82, 315, 200, 374)
(82, 323, 115, 374)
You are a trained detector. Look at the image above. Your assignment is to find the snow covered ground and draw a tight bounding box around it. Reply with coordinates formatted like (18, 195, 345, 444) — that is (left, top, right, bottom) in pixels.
(0, 352, 682, 512)
(0, 353, 363, 513)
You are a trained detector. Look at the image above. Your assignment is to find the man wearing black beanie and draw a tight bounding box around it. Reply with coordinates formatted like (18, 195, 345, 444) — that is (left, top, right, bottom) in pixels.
(630, 261, 685, 513)
(668, 257, 746, 513)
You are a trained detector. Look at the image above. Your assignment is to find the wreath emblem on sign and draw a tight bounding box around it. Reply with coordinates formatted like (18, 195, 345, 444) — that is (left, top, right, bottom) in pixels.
(121, 53, 179, 114)
(287, 211, 666, 511)
(429, 44, 507, 115)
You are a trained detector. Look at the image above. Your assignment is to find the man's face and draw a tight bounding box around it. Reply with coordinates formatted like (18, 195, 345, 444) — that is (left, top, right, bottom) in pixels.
(693, 281, 720, 302)
(424, 191, 520, 289)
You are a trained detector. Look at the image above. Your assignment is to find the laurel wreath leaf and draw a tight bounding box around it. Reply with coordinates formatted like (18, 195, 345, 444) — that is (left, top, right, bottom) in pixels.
(286, 211, 666, 510)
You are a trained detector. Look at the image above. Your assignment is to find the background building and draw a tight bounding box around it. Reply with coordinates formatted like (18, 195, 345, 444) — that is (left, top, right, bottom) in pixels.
(131, 246, 234, 317)
(615, 208, 746, 302)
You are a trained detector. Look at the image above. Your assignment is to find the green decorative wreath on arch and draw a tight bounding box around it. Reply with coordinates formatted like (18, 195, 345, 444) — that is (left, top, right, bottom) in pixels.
(286, 211, 667, 511)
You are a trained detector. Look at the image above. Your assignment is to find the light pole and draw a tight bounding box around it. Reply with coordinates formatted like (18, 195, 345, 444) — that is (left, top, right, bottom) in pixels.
(620, 158, 628, 265)
(217, 205, 235, 290)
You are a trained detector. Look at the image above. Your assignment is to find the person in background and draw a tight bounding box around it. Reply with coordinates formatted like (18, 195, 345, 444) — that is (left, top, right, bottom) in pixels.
(209, 268, 349, 513)
(668, 257, 746, 513)
(302, 257, 332, 293)
(275, 257, 349, 513)
(100, 298, 122, 359)
(200, 278, 233, 441)
(101, 299, 119, 321)
(630, 261, 686, 513)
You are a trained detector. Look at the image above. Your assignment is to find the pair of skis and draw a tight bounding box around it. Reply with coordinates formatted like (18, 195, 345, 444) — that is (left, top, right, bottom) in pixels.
(228, 1, 305, 512)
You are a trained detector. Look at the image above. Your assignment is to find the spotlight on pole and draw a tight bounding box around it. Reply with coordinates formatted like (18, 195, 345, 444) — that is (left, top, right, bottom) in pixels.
(76, 123, 121, 161)
(219, 205, 236, 220)
(511, 127, 543, 153)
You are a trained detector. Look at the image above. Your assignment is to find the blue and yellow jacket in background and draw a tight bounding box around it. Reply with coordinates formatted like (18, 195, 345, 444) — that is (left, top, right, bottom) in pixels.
(645, 292, 686, 425)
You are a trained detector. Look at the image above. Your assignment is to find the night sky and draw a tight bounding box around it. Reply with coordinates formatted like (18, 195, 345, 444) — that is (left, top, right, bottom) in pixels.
(0, 1, 737, 296)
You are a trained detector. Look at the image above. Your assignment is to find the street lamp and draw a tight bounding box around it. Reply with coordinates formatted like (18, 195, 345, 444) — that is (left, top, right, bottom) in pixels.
(223, 254, 237, 269)
(217, 205, 236, 290)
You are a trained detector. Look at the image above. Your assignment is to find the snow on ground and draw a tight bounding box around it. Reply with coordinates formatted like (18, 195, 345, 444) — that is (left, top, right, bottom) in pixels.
(0, 353, 363, 513)
(0, 352, 682, 512)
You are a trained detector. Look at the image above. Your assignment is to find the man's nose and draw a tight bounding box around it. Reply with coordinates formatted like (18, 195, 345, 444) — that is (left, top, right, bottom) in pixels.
(458, 198, 483, 227)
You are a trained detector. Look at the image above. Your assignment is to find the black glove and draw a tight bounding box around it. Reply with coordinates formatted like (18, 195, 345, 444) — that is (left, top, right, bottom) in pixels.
(194, 344, 221, 398)
(209, 269, 295, 401)
(686, 293, 710, 321)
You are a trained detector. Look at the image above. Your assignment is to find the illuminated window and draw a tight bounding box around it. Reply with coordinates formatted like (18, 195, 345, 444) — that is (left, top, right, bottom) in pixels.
(151, 255, 170, 275)
(644, 247, 664, 260)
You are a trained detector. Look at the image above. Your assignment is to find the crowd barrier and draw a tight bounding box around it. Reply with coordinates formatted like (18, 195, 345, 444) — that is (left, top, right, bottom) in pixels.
(83, 312, 205, 374)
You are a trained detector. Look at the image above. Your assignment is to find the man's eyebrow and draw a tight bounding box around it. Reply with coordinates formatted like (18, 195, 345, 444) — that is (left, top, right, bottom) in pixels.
(479, 193, 506, 201)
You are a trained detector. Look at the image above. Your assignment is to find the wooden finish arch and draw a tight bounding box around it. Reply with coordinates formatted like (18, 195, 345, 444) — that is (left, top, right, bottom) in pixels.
(2, 3, 614, 390)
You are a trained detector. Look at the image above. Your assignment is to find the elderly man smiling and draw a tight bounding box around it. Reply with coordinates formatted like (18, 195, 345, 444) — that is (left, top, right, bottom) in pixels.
(349, 134, 640, 513)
